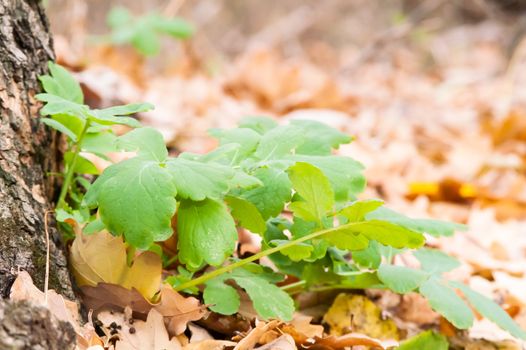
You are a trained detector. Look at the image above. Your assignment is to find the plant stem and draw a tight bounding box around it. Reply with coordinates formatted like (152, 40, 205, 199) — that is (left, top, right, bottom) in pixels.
(280, 280, 306, 292)
(173, 221, 362, 292)
(56, 121, 90, 209)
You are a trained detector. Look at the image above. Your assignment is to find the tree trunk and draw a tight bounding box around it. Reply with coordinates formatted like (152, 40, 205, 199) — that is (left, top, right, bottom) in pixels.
(0, 2, 76, 347)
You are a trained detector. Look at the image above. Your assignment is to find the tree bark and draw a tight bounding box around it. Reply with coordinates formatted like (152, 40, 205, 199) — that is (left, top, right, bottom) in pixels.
(0, 0, 75, 301)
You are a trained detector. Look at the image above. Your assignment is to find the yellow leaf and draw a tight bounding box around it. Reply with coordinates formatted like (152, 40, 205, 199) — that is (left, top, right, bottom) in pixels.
(70, 232, 162, 300)
(323, 293, 400, 340)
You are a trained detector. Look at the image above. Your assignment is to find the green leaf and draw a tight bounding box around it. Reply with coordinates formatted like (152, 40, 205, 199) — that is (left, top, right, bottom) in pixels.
(154, 17, 194, 38)
(451, 282, 526, 340)
(240, 167, 292, 219)
(419, 277, 474, 329)
(414, 249, 461, 275)
(339, 199, 384, 222)
(226, 196, 266, 234)
(40, 118, 79, 142)
(352, 241, 382, 269)
(166, 158, 233, 201)
(289, 155, 366, 202)
(107, 6, 131, 27)
(288, 162, 334, 224)
(177, 199, 237, 270)
(255, 125, 304, 159)
(64, 152, 99, 175)
(291, 119, 352, 155)
(270, 240, 313, 261)
(366, 207, 467, 237)
(328, 220, 424, 249)
(231, 268, 294, 320)
(88, 102, 153, 128)
(36, 93, 88, 118)
(238, 116, 277, 135)
(324, 229, 369, 251)
(84, 157, 177, 249)
(209, 127, 261, 161)
(132, 25, 161, 56)
(40, 62, 84, 104)
(203, 279, 240, 315)
(81, 131, 118, 156)
(398, 331, 448, 350)
(83, 218, 105, 235)
(378, 264, 429, 293)
(117, 127, 167, 161)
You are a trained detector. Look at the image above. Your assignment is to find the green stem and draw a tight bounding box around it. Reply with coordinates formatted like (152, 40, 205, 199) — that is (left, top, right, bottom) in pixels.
(173, 221, 362, 292)
(280, 280, 306, 292)
(56, 121, 90, 209)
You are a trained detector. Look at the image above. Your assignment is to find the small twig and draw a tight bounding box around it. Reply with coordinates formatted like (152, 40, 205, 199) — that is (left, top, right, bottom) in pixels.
(44, 209, 54, 306)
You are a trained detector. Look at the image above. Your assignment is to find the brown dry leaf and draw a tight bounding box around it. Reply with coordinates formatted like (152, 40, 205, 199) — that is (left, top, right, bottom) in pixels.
(323, 294, 400, 340)
(81, 283, 153, 316)
(253, 334, 297, 350)
(307, 333, 398, 350)
(154, 284, 208, 335)
(234, 320, 282, 350)
(280, 314, 324, 345)
(10, 271, 80, 327)
(98, 308, 182, 350)
(70, 232, 162, 300)
(225, 48, 347, 112)
(188, 323, 213, 342)
(183, 340, 237, 350)
(10, 271, 103, 349)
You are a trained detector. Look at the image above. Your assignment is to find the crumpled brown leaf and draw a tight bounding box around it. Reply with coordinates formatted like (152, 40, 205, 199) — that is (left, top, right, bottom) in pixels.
(98, 308, 182, 350)
(307, 333, 398, 350)
(70, 231, 162, 300)
(82, 283, 207, 336)
(9, 271, 103, 349)
(234, 320, 282, 350)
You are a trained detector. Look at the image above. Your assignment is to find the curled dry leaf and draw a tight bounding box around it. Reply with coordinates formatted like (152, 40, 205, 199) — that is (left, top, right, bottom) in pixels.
(82, 283, 207, 336)
(280, 314, 324, 345)
(98, 308, 182, 350)
(10, 271, 79, 326)
(81, 283, 153, 316)
(182, 340, 237, 350)
(253, 334, 297, 350)
(307, 333, 398, 350)
(70, 231, 162, 300)
(234, 320, 282, 350)
(9, 271, 103, 349)
(155, 284, 208, 336)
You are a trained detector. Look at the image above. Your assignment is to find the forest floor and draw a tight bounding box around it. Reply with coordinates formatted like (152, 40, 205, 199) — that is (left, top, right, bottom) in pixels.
(11, 3, 526, 349)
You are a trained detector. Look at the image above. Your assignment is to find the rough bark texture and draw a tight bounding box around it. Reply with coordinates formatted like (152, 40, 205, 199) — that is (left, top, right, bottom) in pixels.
(0, 0, 74, 299)
(0, 299, 76, 350)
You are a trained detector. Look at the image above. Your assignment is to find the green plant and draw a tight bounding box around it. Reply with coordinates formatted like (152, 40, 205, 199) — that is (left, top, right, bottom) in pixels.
(38, 62, 526, 340)
(105, 6, 194, 56)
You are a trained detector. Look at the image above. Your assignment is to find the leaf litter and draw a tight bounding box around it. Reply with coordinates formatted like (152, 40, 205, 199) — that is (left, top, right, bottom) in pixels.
(28, 3, 526, 349)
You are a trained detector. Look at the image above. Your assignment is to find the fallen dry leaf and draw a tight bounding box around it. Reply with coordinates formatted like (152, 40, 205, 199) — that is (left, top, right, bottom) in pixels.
(307, 333, 398, 350)
(97, 308, 182, 350)
(253, 334, 296, 350)
(9, 271, 103, 349)
(234, 320, 282, 350)
(154, 284, 208, 335)
(82, 283, 206, 336)
(323, 293, 400, 340)
(70, 232, 162, 300)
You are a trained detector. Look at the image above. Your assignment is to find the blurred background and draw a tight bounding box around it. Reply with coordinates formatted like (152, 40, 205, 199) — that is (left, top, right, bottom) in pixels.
(44, 2, 526, 321)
